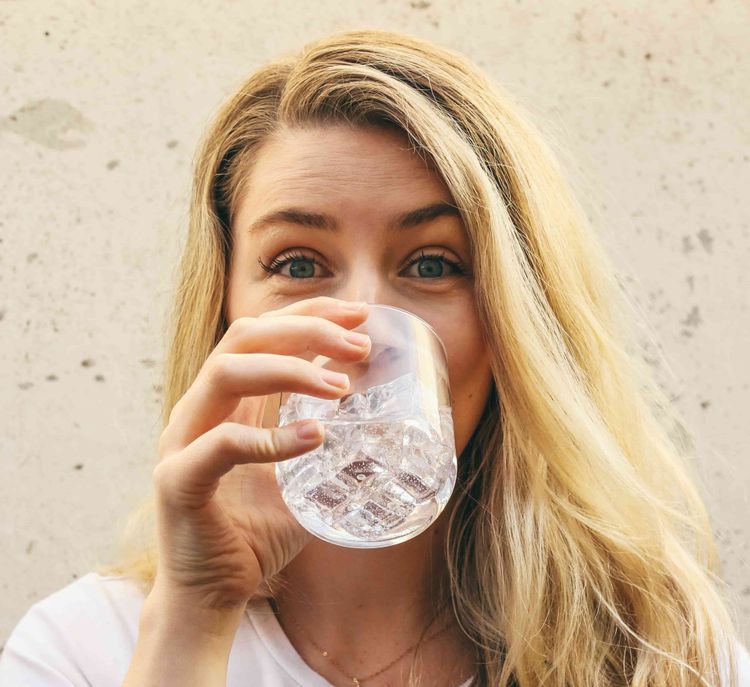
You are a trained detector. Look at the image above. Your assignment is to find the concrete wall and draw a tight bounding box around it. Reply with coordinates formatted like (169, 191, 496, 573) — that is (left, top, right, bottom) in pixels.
(2, 0, 748, 649)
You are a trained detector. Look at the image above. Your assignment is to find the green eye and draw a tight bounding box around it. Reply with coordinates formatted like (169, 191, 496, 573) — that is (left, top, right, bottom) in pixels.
(258, 251, 322, 279)
(413, 256, 444, 278)
(258, 249, 467, 280)
(288, 257, 315, 278)
(404, 251, 466, 279)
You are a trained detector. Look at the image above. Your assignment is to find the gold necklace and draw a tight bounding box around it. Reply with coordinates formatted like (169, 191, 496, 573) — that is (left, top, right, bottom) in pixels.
(268, 596, 454, 686)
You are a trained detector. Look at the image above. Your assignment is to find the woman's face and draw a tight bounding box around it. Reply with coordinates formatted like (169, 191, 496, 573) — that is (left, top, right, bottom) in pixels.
(225, 123, 493, 457)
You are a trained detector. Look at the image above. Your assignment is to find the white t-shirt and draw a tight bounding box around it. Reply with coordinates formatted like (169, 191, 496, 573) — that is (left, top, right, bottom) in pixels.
(0, 573, 474, 686)
(0, 572, 748, 686)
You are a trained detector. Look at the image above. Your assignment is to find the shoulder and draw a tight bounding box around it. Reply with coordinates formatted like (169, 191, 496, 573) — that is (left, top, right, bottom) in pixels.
(0, 574, 288, 687)
(0, 572, 147, 686)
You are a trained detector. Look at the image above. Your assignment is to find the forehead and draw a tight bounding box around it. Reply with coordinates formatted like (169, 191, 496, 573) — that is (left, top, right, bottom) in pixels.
(238, 124, 452, 210)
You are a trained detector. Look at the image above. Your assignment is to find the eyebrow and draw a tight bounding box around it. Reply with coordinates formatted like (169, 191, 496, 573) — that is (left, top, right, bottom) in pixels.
(246, 201, 461, 235)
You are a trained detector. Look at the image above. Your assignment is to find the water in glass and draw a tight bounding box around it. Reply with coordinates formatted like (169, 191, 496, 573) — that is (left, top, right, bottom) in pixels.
(275, 371, 457, 547)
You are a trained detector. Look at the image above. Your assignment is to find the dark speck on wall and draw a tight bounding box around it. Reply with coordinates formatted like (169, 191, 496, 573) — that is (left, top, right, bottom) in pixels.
(74, 463, 83, 470)
(45, 373, 58, 381)
(27, 252, 38, 263)
(700, 400, 711, 409)
(644, 52, 653, 60)
(18, 382, 33, 390)
(681, 305, 702, 328)
(44, 31, 50, 37)
(410, 0, 431, 7)
(80, 358, 95, 367)
(95, 374, 105, 382)
(26, 541, 35, 554)
(166, 139, 178, 148)
(106, 159, 119, 170)
(140, 358, 156, 368)
(697, 228, 714, 254)
(0, 309, 5, 321)
(679, 306, 702, 338)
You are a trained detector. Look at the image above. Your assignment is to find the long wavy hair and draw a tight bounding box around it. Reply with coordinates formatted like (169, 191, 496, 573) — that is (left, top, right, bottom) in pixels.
(100, 28, 741, 686)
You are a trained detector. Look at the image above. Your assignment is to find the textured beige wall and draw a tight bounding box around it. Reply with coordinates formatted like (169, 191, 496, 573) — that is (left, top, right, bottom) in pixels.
(1, 1, 748, 649)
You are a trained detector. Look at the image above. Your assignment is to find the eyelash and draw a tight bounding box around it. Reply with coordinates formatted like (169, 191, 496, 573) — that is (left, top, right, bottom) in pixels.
(257, 249, 467, 279)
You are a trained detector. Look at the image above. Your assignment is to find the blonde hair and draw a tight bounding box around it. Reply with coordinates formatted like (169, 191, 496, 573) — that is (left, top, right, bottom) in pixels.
(100, 28, 741, 686)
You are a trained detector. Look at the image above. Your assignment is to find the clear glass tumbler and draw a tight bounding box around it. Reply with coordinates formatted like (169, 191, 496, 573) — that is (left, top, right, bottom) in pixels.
(275, 304, 457, 548)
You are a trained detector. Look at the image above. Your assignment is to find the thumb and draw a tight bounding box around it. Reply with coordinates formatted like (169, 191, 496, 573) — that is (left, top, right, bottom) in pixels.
(156, 420, 326, 505)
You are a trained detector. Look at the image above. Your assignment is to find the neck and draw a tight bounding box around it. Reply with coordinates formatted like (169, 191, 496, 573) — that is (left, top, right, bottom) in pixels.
(269, 495, 477, 686)
(272, 494, 459, 644)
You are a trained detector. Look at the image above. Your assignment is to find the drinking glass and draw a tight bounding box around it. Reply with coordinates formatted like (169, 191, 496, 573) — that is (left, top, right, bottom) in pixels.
(275, 304, 456, 548)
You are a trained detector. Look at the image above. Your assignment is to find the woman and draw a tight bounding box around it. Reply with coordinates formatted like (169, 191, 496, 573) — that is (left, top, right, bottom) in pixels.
(1, 28, 748, 687)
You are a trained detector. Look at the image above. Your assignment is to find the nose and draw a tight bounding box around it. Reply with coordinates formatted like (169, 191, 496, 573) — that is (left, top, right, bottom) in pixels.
(327, 258, 416, 331)
(333, 268, 389, 307)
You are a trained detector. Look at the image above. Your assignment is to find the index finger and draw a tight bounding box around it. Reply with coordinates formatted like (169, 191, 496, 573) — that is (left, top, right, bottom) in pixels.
(259, 296, 369, 323)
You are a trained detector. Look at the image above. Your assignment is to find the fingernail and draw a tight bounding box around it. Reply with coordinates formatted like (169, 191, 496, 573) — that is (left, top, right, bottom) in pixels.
(342, 301, 367, 311)
(342, 331, 370, 348)
(296, 420, 323, 440)
(320, 369, 349, 388)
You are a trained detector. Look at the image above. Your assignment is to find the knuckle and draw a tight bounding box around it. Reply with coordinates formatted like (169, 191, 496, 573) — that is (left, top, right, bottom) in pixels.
(255, 428, 282, 459)
(151, 459, 173, 494)
(214, 423, 278, 460)
(211, 422, 243, 454)
(206, 352, 233, 385)
(226, 316, 257, 340)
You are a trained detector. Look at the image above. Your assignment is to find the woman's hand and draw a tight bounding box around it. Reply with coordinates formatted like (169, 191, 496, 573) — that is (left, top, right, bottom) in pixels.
(151, 297, 371, 611)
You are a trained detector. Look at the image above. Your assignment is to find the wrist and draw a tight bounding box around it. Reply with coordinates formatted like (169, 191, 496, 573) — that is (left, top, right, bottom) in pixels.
(141, 579, 248, 643)
(124, 584, 249, 687)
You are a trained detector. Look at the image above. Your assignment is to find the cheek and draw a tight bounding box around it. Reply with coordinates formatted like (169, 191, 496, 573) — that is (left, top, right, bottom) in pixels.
(225, 272, 278, 321)
(430, 307, 487, 393)
(429, 308, 492, 453)
(444, 327, 490, 402)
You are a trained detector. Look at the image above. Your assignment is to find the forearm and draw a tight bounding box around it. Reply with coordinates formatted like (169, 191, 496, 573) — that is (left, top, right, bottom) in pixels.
(123, 584, 247, 687)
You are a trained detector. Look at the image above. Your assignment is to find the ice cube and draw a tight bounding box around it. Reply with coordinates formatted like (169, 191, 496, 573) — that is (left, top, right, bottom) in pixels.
(362, 422, 404, 466)
(366, 372, 418, 418)
(304, 480, 347, 510)
(400, 423, 432, 472)
(281, 393, 339, 423)
(395, 470, 437, 502)
(373, 479, 417, 517)
(335, 454, 385, 489)
(319, 422, 352, 465)
(339, 499, 407, 536)
(337, 391, 368, 419)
